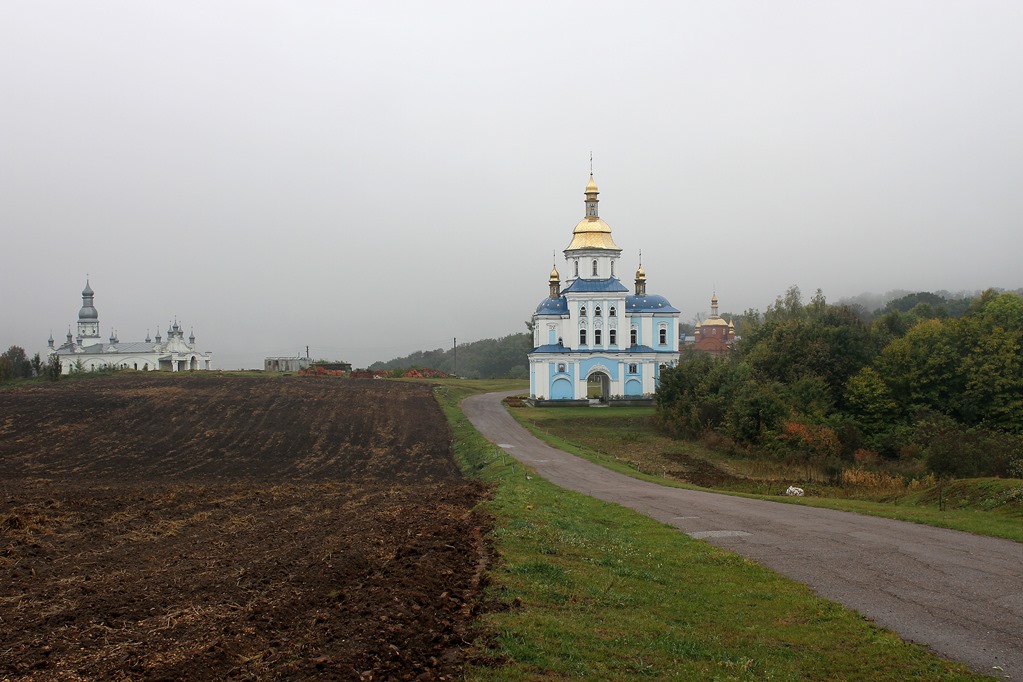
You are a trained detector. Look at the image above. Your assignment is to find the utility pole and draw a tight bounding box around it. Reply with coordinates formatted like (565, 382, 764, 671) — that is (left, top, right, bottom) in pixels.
(453, 337, 457, 377)
(306, 345, 310, 359)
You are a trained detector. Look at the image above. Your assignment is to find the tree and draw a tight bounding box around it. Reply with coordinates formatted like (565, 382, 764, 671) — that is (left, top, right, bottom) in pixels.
(45, 355, 62, 381)
(958, 326, 1023, 432)
(656, 352, 719, 437)
(741, 303, 876, 405)
(873, 319, 964, 415)
(845, 366, 900, 429)
(725, 379, 791, 446)
(881, 291, 948, 315)
(0, 346, 32, 381)
(763, 285, 805, 323)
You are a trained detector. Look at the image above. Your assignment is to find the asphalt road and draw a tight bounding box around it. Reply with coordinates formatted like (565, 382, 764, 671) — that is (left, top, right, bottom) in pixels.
(463, 391, 1023, 678)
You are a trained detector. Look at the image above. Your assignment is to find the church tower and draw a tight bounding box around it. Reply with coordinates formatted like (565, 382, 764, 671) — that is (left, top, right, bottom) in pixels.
(77, 280, 101, 347)
(564, 174, 622, 281)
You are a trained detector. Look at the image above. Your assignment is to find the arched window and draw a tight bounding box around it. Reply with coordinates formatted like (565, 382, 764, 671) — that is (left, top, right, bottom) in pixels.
(611, 261, 615, 277)
(574, 260, 579, 277)
(609, 306, 616, 317)
(595, 329, 602, 345)
(579, 329, 587, 345)
(631, 327, 638, 345)
(595, 306, 601, 317)
(580, 306, 587, 317)
(609, 329, 617, 346)
(592, 260, 598, 276)
(659, 325, 667, 345)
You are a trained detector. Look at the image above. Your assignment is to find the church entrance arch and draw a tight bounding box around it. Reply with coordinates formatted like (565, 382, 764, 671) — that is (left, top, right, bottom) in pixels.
(586, 370, 610, 403)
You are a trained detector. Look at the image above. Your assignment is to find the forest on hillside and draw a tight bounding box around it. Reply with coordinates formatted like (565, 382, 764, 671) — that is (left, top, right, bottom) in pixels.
(369, 333, 531, 380)
(657, 287, 1023, 479)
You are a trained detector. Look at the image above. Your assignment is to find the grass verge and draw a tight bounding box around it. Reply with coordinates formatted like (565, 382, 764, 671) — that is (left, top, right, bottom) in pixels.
(436, 382, 991, 681)
(510, 404, 1023, 543)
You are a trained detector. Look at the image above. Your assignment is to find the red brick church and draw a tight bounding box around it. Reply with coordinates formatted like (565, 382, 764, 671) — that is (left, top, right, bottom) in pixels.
(688, 294, 735, 358)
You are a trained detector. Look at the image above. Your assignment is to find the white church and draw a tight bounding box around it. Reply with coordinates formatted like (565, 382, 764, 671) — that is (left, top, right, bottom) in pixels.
(47, 281, 213, 374)
(528, 174, 681, 404)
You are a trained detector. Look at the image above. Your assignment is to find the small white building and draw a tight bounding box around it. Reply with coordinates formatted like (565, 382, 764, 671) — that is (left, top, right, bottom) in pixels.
(264, 357, 311, 372)
(528, 175, 681, 403)
(47, 281, 213, 373)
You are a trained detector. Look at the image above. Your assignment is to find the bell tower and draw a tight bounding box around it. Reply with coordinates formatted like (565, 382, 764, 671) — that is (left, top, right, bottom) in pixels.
(77, 280, 101, 347)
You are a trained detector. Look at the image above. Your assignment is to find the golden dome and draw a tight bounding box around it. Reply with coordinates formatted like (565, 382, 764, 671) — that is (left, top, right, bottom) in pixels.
(566, 218, 621, 250)
(549, 265, 560, 282)
(635, 264, 646, 280)
(702, 317, 730, 326)
(585, 174, 598, 194)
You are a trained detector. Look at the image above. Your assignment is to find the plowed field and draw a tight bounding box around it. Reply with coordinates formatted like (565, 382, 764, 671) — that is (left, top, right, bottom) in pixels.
(0, 375, 490, 680)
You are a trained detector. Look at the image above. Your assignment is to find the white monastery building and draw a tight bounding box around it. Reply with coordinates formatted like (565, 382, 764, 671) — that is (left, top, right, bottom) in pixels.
(528, 175, 681, 403)
(47, 280, 213, 373)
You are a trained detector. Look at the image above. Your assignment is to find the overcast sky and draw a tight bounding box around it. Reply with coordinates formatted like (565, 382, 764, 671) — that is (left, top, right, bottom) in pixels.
(3, 1, 1022, 369)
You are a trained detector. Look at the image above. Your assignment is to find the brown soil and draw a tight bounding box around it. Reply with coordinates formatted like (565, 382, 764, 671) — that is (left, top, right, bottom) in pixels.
(0, 375, 490, 680)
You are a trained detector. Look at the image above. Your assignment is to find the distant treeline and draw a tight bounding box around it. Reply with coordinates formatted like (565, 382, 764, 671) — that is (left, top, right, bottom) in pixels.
(657, 287, 1023, 480)
(369, 333, 531, 380)
(702, 287, 1023, 338)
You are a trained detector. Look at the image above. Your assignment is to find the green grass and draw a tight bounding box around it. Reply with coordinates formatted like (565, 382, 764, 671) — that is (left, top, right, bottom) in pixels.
(510, 403, 1023, 543)
(436, 382, 991, 681)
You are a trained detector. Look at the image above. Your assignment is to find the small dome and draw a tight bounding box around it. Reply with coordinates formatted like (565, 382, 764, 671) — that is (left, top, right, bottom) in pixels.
(535, 296, 569, 315)
(549, 265, 560, 282)
(635, 264, 646, 280)
(78, 279, 98, 320)
(585, 174, 598, 194)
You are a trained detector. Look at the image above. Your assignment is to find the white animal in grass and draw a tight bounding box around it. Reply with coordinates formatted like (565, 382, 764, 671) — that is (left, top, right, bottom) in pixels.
(785, 486, 805, 497)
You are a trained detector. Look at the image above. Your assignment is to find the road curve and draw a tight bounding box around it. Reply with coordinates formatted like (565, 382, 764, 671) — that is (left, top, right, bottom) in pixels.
(463, 390, 1023, 677)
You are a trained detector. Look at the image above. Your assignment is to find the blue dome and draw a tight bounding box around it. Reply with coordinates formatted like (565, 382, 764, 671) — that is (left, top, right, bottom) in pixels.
(535, 296, 569, 315)
(625, 293, 679, 313)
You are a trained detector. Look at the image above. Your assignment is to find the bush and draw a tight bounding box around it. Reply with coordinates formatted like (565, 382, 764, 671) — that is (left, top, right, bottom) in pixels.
(916, 412, 1021, 478)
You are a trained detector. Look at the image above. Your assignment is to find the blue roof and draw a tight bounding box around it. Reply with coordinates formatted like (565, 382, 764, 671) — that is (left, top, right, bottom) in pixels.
(534, 296, 569, 315)
(625, 293, 679, 313)
(562, 277, 630, 294)
(530, 343, 573, 353)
